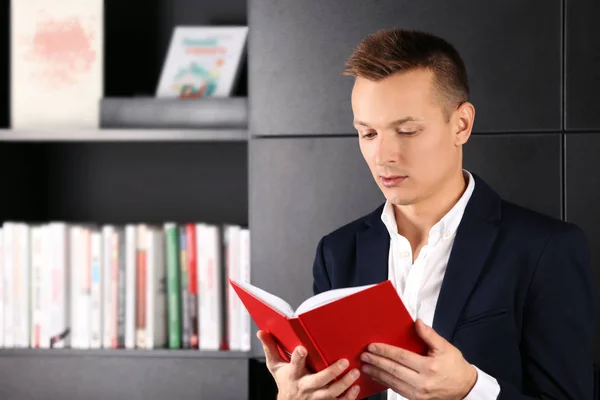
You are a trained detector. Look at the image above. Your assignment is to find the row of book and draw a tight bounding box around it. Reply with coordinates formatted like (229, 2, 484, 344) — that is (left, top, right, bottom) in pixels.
(0, 221, 251, 351)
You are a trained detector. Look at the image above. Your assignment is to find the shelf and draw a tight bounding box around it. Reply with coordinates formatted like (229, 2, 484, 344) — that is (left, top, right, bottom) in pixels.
(0, 128, 249, 142)
(0, 348, 251, 359)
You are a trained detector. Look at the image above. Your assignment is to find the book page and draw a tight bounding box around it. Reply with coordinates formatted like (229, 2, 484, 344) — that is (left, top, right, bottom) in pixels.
(294, 283, 377, 316)
(232, 279, 295, 318)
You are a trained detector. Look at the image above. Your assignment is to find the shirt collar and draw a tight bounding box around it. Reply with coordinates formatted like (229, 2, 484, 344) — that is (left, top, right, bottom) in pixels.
(380, 169, 476, 244)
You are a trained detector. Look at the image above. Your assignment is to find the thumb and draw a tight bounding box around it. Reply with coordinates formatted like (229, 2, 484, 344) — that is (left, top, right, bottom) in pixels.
(415, 319, 447, 352)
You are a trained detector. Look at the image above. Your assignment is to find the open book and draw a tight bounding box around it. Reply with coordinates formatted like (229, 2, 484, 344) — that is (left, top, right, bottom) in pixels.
(229, 279, 427, 399)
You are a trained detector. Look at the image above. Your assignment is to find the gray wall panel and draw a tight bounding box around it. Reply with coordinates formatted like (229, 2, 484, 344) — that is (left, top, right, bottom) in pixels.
(249, 0, 561, 136)
(565, 0, 600, 130)
(465, 134, 562, 220)
(565, 133, 600, 358)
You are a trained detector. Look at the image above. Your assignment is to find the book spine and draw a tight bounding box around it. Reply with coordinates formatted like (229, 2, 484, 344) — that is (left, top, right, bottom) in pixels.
(89, 230, 103, 349)
(30, 226, 44, 349)
(289, 318, 330, 373)
(102, 226, 113, 348)
(239, 228, 251, 351)
(146, 228, 167, 349)
(50, 223, 69, 349)
(110, 229, 119, 348)
(135, 225, 147, 349)
(124, 225, 136, 349)
(69, 226, 80, 348)
(117, 228, 126, 348)
(16, 223, 30, 348)
(186, 223, 199, 349)
(179, 227, 190, 349)
(164, 223, 181, 349)
(80, 227, 91, 349)
(3, 223, 14, 347)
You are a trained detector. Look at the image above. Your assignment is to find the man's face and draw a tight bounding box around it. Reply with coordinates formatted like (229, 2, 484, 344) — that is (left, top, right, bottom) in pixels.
(351, 68, 466, 207)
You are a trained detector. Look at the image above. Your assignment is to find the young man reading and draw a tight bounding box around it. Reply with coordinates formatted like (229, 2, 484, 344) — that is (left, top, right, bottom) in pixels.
(257, 29, 596, 400)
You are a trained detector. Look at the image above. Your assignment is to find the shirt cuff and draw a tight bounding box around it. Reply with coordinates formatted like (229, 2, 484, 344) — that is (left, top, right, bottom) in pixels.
(463, 365, 501, 400)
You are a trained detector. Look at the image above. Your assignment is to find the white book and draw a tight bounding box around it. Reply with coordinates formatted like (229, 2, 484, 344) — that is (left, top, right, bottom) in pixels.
(124, 225, 137, 349)
(89, 230, 103, 349)
(225, 225, 241, 350)
(101, 225, 114, 348)
(10, 0, 104, 129)
(69, 226, 81, 348)
(2, 223, 15, 347)
(30, 226, 45, 348)
(239, 228, 251, 351)
(70, 226, 91, 349)
(14, 223, 31, 348)
(0, 227, 4, 348)
(48, 222, 69, 348)
(39, 225, 53, 348)
(145, 227, 166, 349)
(198, 224, 222, 351)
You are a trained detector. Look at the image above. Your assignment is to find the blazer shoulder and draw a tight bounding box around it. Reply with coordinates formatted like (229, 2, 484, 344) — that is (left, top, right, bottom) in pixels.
(500, 199, 585, 240)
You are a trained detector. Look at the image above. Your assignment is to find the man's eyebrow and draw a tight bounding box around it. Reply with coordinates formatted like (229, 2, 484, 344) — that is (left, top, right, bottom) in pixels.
(353, 117, 420, 128)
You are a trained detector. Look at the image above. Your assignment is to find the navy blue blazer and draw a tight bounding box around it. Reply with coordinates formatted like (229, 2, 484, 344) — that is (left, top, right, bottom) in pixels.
(312, 173, 597, 400)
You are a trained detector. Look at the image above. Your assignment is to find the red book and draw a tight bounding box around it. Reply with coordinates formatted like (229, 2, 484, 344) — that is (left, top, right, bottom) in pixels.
(229, 279, 427, 399)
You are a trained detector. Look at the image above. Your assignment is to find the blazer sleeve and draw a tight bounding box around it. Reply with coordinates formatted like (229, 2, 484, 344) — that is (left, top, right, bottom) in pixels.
(498, 223, 597, 400)
(312, 235, 332, 296)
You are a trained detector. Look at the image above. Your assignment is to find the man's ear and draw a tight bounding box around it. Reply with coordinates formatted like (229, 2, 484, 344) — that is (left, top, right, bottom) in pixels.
(453, 101, 475, 146)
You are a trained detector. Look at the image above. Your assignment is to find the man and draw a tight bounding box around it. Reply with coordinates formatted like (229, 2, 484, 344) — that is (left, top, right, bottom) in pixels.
(257, 28, 597, 400)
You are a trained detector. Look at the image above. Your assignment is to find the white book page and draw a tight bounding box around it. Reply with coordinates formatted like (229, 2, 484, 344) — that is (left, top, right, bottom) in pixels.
(232, 280, 295, 318)
(294, 284, 377, 316)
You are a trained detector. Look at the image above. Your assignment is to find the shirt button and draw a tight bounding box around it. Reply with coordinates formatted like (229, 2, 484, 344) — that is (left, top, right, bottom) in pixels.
(400, 251, 409, 258)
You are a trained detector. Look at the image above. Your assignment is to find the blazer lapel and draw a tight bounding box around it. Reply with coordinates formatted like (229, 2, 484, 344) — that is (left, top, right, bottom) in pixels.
(355, 204, 389, 287)
(432, 174, 501, 342)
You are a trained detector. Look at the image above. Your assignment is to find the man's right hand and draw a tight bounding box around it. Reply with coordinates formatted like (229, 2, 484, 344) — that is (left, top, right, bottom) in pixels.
(257, 330, 362, 400)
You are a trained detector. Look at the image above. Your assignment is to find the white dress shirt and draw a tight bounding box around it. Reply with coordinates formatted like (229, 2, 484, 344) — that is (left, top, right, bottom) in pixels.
(381, 170, 500, 400)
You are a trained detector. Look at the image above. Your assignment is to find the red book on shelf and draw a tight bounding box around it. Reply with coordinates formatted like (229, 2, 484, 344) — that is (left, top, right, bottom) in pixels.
(228, 279, 427, 399)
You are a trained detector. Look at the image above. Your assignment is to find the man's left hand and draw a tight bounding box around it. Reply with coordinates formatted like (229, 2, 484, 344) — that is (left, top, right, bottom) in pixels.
(360, 319, 477, 400)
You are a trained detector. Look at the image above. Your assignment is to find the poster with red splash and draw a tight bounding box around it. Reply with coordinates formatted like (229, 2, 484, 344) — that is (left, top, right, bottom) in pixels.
(10, 0, 103, 130)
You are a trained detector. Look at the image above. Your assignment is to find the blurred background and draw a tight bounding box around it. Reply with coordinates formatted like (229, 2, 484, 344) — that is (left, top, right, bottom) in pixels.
(0, 0, 598, 399)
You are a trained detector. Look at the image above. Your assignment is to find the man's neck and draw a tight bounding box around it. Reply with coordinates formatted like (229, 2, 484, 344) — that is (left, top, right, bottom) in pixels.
(393, 170, 468, 246)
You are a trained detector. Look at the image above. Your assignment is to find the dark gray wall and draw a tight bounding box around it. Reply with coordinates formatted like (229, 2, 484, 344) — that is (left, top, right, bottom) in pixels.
(248, 0, 600, 367)
(249, 0, 561, 136)
(0, 351, 248, 400)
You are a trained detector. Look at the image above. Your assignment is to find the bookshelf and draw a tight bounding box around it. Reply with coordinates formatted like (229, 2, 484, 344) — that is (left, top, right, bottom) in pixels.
(0, 0, 267, 399)
(0, 128, 249, 142)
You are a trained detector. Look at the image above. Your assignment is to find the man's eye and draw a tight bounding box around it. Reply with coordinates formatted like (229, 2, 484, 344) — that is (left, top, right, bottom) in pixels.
(361, 132, 377, 139)
(398, 130, 417, 136)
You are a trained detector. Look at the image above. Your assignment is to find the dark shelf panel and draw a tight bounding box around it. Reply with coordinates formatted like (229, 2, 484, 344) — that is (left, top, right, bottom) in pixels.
(0, 129, 248, 142)
(0, 348, 250, 359)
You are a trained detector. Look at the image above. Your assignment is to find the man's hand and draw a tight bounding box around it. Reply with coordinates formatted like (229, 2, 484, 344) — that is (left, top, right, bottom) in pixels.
(257, 330, 361, 400)
(360, 319, 477, 400)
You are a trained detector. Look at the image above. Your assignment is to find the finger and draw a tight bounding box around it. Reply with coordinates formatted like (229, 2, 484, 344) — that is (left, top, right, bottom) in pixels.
(415, 319, 447, 352)
(299, 358, 349, 390)
(325, 368, 360, 398)
(366, 343, 427, 372)
(362, 364, 413, 397)
(338, 384, 361, 400)
(361, 352, 419, 386)
(288, 345, 308, 378)
(257, 330, 284, 370)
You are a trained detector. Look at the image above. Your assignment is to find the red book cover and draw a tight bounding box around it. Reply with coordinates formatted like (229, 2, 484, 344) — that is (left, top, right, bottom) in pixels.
(185, 223, 199, 348)
(229, 279, 427, 399)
